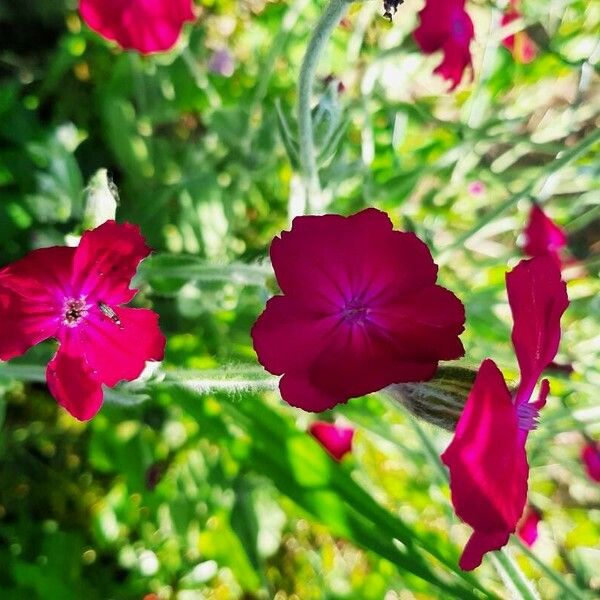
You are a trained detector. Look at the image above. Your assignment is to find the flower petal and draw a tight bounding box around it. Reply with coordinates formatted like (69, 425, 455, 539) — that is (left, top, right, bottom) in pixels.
(47, 330, 103, 421)
(517, 506, 541, 547)
(522, 204, 566, 264)
(581, 442, 600, 483)
(71, 220, 151, 305)
(309, 421, 354, 461)
(434, 38, 473, 90)
(441, 359, 528, 570)
(80, 306, 165, 387)
(80, 0, 196, 54)
(507, 256, 569, 405)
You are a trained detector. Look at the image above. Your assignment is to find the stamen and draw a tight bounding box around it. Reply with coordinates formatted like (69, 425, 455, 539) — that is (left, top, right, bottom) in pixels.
(62, 297, 89, 327)
(517, 402, 540, 432)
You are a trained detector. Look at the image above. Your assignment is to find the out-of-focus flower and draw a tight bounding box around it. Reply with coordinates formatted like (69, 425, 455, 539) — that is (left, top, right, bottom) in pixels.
(501, 0, 538, 64)
(309, 421, 354, 461)
(522, 204, 567, 266)
(208, 48, 235, 77)
(79, 0, 196, 54)
(251, 208, 465, 412)
(442, 256, 568, 570)
(413, 0, 475, 90)
(581, 441, 600, 483)
(0, 221, 166, 421)
(467, 181, 486, 197)
(516, 505, 542, 546)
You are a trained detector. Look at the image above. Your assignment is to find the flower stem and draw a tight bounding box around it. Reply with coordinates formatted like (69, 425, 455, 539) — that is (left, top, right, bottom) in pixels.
(297, 0, 351, 213)
(490, 549, 541, 600)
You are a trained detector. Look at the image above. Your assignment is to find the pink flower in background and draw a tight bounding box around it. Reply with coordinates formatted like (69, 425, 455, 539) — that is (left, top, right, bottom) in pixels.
(516, 505, 542, 547)
(309, 421, 355, 461)
(442, 256, 568, 570)
(413, 0, 475, 90)
(522, 204, 567, 266)
(0, 221, 165, 421)
(581, 442, 600, 483)
(467, 181, 486, 197)
(79, 0, 196, 54)
(251, 208, 465, 412)
(208, 48, 235, 77)
(501, 1, 538, 64)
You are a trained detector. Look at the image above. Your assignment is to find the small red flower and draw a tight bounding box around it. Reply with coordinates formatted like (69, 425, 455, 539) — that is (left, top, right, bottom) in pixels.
(501, 1, 538, 64)
(581, 442, 600, 483)
(413, 0, 475, 90)
(0, 221, 166, 421)
(516, 505, 541, 547)
(251, 209, 465, 412)
(522, 204, 567, 267)
(442, 256, 568, 570)
(79, 0, 196, 54)
(309, 421, 355, 461)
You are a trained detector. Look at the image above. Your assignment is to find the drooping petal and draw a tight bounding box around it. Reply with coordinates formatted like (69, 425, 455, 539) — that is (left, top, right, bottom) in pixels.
(434, 37, 473, 90)
(71, 220, 152, 305)
(79, 306, 165, 387)
(441, 359, 528, 570)
(517, 505, 541, 547)
(79, 0, 196, 54)
(522, 204, 567, 264)
(0, 246, 75, 360)
(507, 257, 569, 405)
(309, 421, 354, 461)
(47, 330, 103, 421)
(581, 442, 600, 483)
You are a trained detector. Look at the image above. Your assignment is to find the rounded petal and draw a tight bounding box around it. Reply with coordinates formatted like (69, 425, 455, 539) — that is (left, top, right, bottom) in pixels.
(441, 359, 528, 570)
(47, 331, 103, 421)
(79, 306, 165, 387)
(80, 0, 196, 54)
(507, 256, 569, 405)
(71, 221, 151, 305)
(309, 422, 354, 461)
(279, 372, 345, 413)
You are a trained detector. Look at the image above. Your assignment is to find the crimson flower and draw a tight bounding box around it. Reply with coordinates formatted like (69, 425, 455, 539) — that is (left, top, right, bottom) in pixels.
(501, 0, 538, 64)
(79, 0, 196, 54)
(581, 442, 600, 483)
(522, 204, 567, 267)
(441, 256, 568, 570)
(0, 221, 165, 421)
(309, 421, 355, 461)
(516, 505, 541, 547)
(413, 0, 475, 90)
(251, 208, 465, 412)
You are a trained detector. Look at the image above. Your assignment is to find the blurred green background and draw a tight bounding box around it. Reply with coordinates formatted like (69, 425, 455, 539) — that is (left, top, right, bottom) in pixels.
(0, 0, 599, 598)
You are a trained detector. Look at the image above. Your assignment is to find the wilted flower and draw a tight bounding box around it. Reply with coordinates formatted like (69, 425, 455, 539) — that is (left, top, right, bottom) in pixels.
(208, 48, 235, 77)
(581, 441, 600, 483)
(501, 0, 538, 64)
(251, 208, 465, 412)
(79, 0, 196, 54)
(0, 221, 166, 421)
(413, 0, 475, 90)
(522, 204, 567, 267)
(441, 256, 568, 570)
(516, 505, 542, 547)
(309, 421, 355, 461)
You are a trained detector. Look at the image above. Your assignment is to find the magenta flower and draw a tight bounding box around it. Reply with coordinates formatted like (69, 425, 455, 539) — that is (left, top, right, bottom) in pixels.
(0, 221, 166, 421)
(413, 0, 475, 90)
(516, 505, 541, 547)
(581, 442, 600, 483)
(309, 421, 355, 461)
(79, 0, 196, 54)
(522, 204, 567, 266)
(441, 256, 568, 570)
(467, 181, 486, 197)
(501, 1, 538, 64)
(251, 208, 465, 412)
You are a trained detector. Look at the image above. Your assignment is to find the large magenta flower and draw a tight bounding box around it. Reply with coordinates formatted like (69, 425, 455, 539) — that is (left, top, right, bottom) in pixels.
(413, 0, 475, 90)
(441, 256, 568, 570)
(79, 0, 196, 54)
(0, 221, 165, 421)
(522, 204, 567, 266)
(251, 208, 465, 412)
(309, 421, 355, 461)
(581, 442, 600, 483)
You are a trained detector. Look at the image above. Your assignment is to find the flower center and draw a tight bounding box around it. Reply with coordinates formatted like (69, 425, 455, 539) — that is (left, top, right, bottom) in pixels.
(450, 12, 469, 42)
(341, 298, 370, 324)
(62, 297, 89, 328)
(517, 402, 540, 432)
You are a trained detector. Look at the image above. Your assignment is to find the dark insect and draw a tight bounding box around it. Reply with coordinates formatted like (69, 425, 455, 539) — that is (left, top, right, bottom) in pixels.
(383, 0, 403, 21)
(98, 301, 122, 326)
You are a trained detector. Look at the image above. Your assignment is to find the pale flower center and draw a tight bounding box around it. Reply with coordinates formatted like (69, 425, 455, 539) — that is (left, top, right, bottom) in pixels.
(341, 298, 370, 324)
(62, 297, 89, 327)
